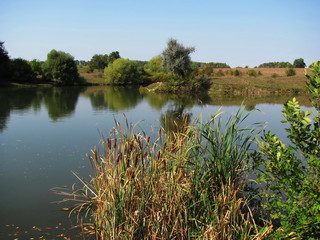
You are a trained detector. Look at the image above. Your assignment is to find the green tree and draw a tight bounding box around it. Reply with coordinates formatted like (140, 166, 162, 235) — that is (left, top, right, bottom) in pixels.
(253, 61, 320, 239)
(9, 58, 36, 82)
(162, 38, 195, 79)
(108, 51, 121, 64)
(89, 54, 108, 71)
(293, 58, 306, 68)
(0, 41, 10, 79)
(29, 59, 43, 76)
(144, 55, 165, 75)
(42, 50, 81, 85)
(104, 58, 144, 85)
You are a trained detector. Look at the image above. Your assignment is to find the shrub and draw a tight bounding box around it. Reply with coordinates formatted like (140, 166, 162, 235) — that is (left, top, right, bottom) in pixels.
(253, 61, 320, 239)
(286, 68, 296, 76)
(104, 58, 145, 85)
(246, 69, 258, 77)
(234, 69, 242, 76)
(215, 69, 224, 77)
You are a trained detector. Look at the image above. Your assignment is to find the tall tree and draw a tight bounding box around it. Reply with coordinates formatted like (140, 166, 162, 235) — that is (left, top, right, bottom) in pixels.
(0, 41, 10, 79)
(42, 50, 81, 85)
(108, 51, 121, 64)
(293, 58, 306, 68)
(162, 38, 195, 79)
(89, 54, 108, 71)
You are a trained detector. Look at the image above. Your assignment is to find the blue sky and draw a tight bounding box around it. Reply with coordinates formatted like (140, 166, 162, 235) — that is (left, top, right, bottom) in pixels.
(1, 0, 319, 67)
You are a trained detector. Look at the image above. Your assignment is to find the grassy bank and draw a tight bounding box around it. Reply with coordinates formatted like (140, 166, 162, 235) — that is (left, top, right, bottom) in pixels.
(80, 68, 309, 94)
(208, 68, 307, 95)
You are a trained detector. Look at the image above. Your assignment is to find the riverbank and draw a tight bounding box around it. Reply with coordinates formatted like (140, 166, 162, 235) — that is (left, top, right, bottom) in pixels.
(80, 67, 308, 94)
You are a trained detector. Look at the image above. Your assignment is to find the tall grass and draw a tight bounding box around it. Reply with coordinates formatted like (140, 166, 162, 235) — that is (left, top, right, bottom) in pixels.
(55, 110, 271, 239)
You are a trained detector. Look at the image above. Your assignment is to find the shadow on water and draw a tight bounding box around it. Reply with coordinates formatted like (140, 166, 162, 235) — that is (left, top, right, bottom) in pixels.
(83, 86, 143, 111)
(42, 87, 84, 121)
(0, 87, 85, 132)
(0, 86, 311, 133)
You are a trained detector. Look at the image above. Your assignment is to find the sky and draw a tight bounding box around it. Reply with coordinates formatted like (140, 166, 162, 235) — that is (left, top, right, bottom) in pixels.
(1, 0, 319, 67)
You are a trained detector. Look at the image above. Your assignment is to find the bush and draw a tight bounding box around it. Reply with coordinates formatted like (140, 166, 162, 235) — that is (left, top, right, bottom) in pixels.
(246, 69, 258, 77)
(271, 73, 279, 78)
(104, 58, 144, 85)
(215, 69, 224, 77)
(286, 68, 296, 76)
(234, 69, 242, 76)
(253, 61, 320, 239)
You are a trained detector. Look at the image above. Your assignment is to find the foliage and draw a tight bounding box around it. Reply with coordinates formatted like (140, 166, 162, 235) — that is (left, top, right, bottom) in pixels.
(253, 61, 320, 239)
(258, 62, 293, 68)
(246, 69, 258, 77)
(0, 41, 10, 79)
(9, 58, 36, 82)
(55, 110, 270, 239)
(215, 69, 225, 77)
(144, 55, 165, 76)
(201, 63, 214, 76)
(42, 49, 81, 85)
(162, 38, 195, 80)
(234, 69, 242, 76)
(293, 58, 306, 68)
(108, 51, 121, 64)
(209, 62, 230, 68)
(104, 58, 145, 85)
(29, 59, 43, 76)
(89, 54, 109, 71)
(285, 68, 296, 77)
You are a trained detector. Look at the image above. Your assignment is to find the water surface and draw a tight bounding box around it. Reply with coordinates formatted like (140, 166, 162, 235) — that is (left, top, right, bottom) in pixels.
(0, 86, 312, 239)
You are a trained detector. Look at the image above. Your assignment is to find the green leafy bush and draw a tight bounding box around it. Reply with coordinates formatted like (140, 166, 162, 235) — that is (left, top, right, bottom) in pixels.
(246, 69, 258, 77)
(285, 68, 296, 76)
(234, 69, 242, 76)
(104, 58, 145, 85)
(253, 61, 320, 239)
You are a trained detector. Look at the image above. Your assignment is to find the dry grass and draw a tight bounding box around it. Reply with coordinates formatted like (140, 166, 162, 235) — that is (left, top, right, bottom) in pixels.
(80, 70, 105, 85)
(54, 111, 272, 239)
(208, 68, 308, 94)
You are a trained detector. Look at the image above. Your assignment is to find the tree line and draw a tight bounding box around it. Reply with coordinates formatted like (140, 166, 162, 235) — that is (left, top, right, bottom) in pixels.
(0, 40, 310, 88)
(258, 58, 306, 68)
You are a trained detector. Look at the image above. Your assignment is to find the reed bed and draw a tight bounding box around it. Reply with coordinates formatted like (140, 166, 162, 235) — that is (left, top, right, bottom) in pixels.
(55, 110, 271, 239)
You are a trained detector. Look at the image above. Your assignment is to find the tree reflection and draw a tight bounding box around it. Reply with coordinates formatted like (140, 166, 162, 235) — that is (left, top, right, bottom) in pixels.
(0, 87, 42, 131)
(88, 86, 143, 111)
(43, 87, 83, 121)
(160, 104, 192, 134)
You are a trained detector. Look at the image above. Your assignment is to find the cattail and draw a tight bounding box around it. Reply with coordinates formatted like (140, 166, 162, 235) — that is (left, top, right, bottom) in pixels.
(134, 153, 139, 167)
(107, 138, 111, 150)
(113, 138, 117, 148)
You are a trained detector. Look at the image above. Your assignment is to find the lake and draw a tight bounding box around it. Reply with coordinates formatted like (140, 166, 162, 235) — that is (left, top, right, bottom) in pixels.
(0, 86, 312, 239)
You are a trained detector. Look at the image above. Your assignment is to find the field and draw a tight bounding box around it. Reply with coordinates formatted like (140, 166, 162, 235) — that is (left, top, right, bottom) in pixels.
(208, 68, 308, 94)
(79, 68, 309, 94)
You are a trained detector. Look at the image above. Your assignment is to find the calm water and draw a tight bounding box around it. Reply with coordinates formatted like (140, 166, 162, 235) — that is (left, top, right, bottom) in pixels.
(0, 86, 312, 239)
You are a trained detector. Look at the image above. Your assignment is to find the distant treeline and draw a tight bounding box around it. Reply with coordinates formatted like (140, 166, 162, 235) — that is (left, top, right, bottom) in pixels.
(258, 58, 306, 68)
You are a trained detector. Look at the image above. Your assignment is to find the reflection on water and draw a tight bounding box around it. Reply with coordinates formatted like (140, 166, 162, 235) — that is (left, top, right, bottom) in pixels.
(0, 86, 313, 239)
